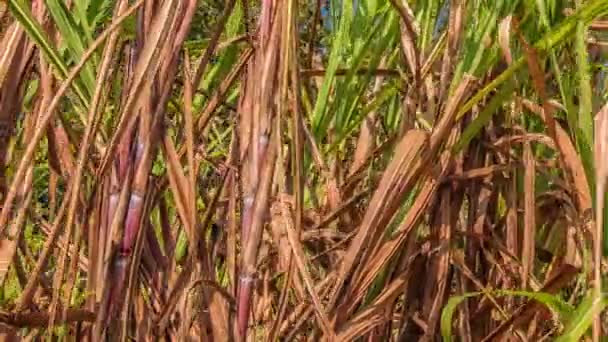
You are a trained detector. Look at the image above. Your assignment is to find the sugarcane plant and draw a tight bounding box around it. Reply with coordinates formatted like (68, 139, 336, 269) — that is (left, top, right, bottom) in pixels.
(2, 0, 608, 341)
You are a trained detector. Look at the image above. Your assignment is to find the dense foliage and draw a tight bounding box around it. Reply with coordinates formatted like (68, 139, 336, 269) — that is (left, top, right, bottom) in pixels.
(1, 0, 608, 340)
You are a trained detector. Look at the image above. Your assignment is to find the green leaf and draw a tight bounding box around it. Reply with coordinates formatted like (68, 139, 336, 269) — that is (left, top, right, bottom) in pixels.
(8, 0, 91, 110)
(45, 0, 98, 97)
(72, 0, 94, 43)
(333, 11, 396, 138)
(556, 291, 608, 341)
(441, 292, 478, 342)
(441, 290, 573, 341)
(456, 0, 608, 122)
(311, 0, 354, 139)
(200, 0, 243, 91)
(452, 80, 515, 153)
(88, 0, 113, 29)
(174, 230, 188, 264)
(334, 82, 399, 150)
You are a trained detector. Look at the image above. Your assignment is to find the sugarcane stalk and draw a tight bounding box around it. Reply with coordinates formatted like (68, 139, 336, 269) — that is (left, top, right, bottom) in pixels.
(236, 1, 282, 338)
(101, 2, 197, 336)
(100, 0, 172, 324)
(93, 166, 133, 339)
(237, 130, 278, 338)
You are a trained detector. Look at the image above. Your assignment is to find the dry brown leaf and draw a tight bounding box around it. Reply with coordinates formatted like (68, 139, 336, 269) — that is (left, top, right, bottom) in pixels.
(327, 128, 429, 322)
(522, 141, 536, 289)
(521, 99, 592, 212)
(498, 15, 513, 65)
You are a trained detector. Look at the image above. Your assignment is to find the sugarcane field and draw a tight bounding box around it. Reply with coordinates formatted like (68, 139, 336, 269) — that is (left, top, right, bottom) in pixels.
(3, 0, 608, 341)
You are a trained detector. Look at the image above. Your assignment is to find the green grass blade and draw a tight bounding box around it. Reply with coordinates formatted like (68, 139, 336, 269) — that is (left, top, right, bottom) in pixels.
(72, 0, 94, 43)
(311, 0, 354, 139)
(441, 290, 573, 341)
(8, 0, 91, 109)
(335, 82, 399, 149)
(455, 0, 608, 122)
(87, 0, 113, 29)
(199, 0, 243, 92)
(575, 14, 595, 194)
(45, 0, 98, 97)
(441, 292, 479, 342)
(418, 0, 439, 51)
(452, 80, 515, 153)
(175, 229, 188, 264)
(333, 10, 397, 138)
(532, 0, 572, 129)
(556, 291, 608, 341)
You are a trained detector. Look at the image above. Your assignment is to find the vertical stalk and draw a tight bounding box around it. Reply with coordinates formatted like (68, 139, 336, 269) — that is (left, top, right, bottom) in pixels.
(236, 0, 280, 336)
